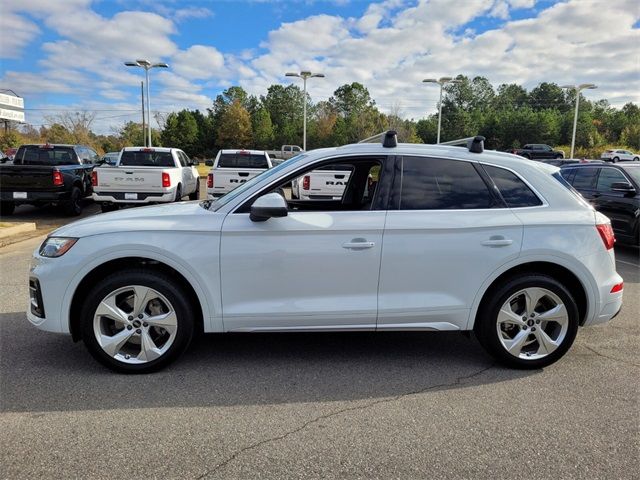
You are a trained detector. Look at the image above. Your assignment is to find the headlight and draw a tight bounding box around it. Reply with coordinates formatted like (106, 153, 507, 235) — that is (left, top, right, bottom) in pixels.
(39, 237, 78, 258)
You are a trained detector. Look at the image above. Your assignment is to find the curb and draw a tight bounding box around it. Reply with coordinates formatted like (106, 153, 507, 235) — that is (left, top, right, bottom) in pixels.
(0, 222, 37, 240)
(0, 226, 52, 249)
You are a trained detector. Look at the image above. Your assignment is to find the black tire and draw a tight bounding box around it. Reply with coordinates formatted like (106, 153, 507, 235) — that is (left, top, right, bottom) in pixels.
(188, 181, 200, 200)
(612, 157, 619, 163)
(174, 185, 182, 202)
(101, 203, 118, 213)
(81, 269, 195, 373)
(0, 201, 15, 216)
(555, 153, 563, 159)
(633, 157, 639, 162)
(474, 274, 579, 369)
(64, 186, 83, 216)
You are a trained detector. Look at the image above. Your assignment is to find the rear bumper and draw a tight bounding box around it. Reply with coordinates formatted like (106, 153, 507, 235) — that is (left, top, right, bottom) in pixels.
(93, 191, 174, 204)
(1, 190, 70, 203)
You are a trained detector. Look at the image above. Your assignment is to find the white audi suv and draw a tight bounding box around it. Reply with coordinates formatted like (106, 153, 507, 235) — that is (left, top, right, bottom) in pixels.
(28, 133, 624, 373)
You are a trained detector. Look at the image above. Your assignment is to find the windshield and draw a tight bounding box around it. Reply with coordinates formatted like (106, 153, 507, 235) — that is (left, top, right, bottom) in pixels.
(204, 154, 309, 211)
(120, 151, 174, 167)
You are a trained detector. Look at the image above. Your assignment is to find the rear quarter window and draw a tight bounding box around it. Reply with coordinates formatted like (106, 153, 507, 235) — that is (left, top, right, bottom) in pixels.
(482, 165, 542, 207)
(571, 168, 599, 190)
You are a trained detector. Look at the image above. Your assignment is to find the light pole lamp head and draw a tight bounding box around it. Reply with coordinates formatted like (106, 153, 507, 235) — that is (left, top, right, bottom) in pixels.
(135, 59, 151, 67)
(311, 73, 325, 78)
(153, 63, 169, 69)
(285, 72, 300, 78)
(579, 83, 597, 90)
(438, 76, 454, 83)
(422, 78, 438, 84)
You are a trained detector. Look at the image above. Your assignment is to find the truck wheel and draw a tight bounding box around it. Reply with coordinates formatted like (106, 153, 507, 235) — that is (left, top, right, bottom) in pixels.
(0, 202, 15, 216)
(80, 269, 195, 373)
(174, 185, 182, 202)
(64, 186, 83, 216)
(188, 181, 200, 200)
(474, 274, 579, 369)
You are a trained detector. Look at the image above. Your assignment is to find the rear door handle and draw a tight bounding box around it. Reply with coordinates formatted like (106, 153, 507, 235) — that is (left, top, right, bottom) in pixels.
(342, 239, 375, 250)
(481, 236, 513, 247)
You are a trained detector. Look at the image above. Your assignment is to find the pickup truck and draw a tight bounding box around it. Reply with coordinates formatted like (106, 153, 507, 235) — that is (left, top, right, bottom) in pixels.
(511, 144, 564, 160)
(92, 147, 200, 212)
(291, 164, 353, 200)
(206, 149, 272, 198)
(265, 145, 304, 160)
(0, 143, 98, 216)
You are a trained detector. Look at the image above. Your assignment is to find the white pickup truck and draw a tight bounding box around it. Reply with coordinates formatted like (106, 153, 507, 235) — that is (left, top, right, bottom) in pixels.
(206, 149, 272, 198)
(291, 164, 353, 200)
(92, 147, 200, 212)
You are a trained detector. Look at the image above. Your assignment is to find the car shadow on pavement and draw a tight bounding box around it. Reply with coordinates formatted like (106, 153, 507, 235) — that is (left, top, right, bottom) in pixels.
(0, 313, 538, 414)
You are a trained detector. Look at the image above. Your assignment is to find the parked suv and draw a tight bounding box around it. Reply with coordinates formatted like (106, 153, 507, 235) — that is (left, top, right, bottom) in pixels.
(600, 149, 639, 163)
(27, 133, 623, 373)
(0, 144, 98, 216)
(512, 144, 564, 160)
(560, 162, 640, 245)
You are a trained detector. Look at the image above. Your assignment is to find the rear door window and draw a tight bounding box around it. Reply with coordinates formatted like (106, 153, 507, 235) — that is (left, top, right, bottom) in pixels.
(482, 165, 542, 207)
(571, 168, 598, 190)
(217, 152, 269, 169)
(398, 157, 494, 210)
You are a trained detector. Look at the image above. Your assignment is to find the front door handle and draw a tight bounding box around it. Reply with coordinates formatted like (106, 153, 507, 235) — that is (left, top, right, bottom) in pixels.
(481, 236, 513, 247)
(342, 238, 375, 250)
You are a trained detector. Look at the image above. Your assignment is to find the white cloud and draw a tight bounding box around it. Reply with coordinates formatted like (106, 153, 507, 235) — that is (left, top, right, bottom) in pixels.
(171, 45, 225, 80)
(174, 6, 213, 22)
(0, 13, 40, 58)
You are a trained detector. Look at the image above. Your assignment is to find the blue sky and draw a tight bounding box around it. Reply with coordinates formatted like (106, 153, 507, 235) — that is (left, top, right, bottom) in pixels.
(1, 0, 638, 132)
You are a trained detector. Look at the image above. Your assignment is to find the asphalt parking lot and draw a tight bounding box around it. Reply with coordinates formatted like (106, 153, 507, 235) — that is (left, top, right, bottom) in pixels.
(0, 207, 638, 479)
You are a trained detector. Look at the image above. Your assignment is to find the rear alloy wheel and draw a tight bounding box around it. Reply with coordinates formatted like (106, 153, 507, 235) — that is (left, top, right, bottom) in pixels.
(475, 275, 578, 369)
(633, 157, 639, 162)
(65, 186, 83, 216)
(612, 157, 619, 163)
(81, 270, 194, 373)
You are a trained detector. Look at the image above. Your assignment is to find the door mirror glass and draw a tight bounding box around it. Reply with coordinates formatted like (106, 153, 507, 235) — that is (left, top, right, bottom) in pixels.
(610, 181, 636, 193)
(250, 192, 288, 222)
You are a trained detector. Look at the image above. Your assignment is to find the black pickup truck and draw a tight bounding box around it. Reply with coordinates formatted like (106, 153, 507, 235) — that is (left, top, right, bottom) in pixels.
(511, 144, 565, 160)
(0, 144, 99, 216)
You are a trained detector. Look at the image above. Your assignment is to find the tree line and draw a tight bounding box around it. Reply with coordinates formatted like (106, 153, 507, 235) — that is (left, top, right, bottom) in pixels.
(2, 75, 639, 159)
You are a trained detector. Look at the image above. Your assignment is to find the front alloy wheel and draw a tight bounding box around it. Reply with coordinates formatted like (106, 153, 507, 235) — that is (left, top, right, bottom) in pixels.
(93, 286, 178, 364)
(82, 270, 194, 373)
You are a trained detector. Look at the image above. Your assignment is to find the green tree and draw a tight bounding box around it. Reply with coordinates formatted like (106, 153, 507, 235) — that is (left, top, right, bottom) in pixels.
(161, 110, 198, 155)
(216, 100, 252, 149)
(251, 108, 275, 149)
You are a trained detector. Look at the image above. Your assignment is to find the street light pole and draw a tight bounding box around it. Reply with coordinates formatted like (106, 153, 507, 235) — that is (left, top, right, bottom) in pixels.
(285, 71, 325, 151)
(422, 77, 461, 144)
(125, 60, 169, 147)
(560, 83, 597, 159)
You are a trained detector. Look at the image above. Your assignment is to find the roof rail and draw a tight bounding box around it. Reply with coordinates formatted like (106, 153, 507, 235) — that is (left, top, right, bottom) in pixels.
(440, 135, 485, 154)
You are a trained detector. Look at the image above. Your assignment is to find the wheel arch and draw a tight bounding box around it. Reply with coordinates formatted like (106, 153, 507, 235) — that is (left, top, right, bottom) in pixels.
(69, 256, 205, 342)
(468, 261, 589, 330)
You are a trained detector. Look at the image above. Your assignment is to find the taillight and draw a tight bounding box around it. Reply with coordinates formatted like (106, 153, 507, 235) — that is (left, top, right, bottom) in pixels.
(52, 170, 64, 186)
(207, 173, 214, 188)
(91, 171, 98, 186)
(302, 175, 310, 190)
(596, 224, 615, 250)
(162, 172, 171, 188)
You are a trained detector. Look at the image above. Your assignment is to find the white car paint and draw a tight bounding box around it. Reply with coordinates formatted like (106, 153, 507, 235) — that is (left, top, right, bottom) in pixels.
(600, 149, 639, 162)
(29, 142, 623, 343)
(92, 147, 199, 205)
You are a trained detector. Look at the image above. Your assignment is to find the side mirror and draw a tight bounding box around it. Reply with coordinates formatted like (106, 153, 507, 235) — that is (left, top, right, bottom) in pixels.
(82, 158, 92, 165)
(205, 159, 214, 167)
(611, 182, 636, 194)
(191, 159, 199, 166)
(250, 192, 288, 222)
